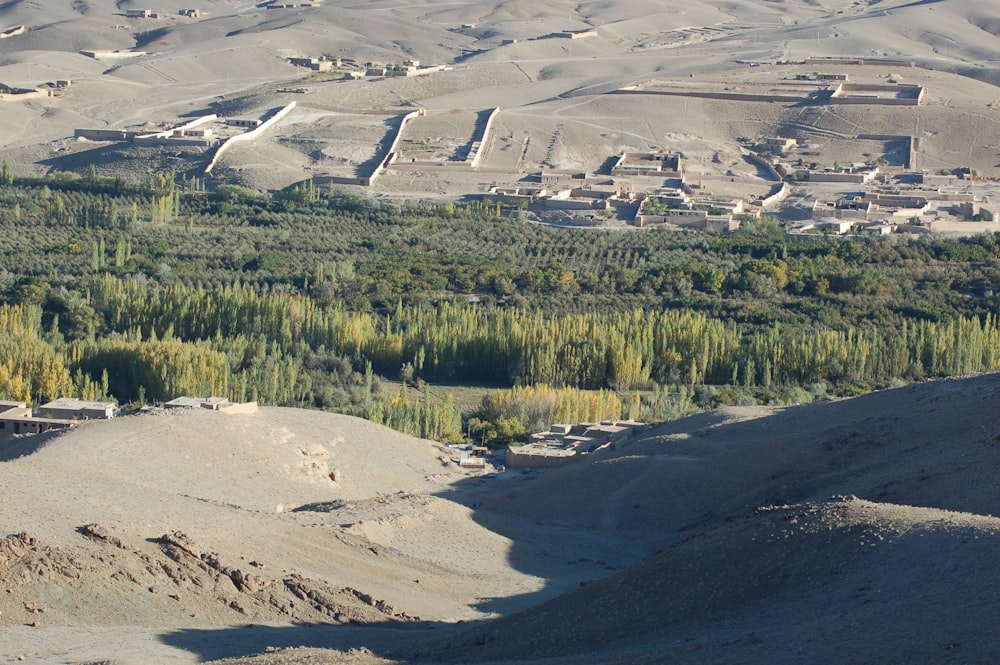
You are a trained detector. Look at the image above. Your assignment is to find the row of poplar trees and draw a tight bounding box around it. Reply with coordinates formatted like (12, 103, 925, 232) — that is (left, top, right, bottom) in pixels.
(90, 275, 1000, 388)
(0, 275, 995, 412)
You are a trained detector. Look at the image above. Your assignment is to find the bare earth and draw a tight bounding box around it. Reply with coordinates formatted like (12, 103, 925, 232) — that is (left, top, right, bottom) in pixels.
(3, 0, 1000, 200)
(1, 372, 999, 664)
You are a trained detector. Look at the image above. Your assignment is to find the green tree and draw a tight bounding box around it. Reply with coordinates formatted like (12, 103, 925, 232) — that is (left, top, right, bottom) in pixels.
(1, 158, 13, 185)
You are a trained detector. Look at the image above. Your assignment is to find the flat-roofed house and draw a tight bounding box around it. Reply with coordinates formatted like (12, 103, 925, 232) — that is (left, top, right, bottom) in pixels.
(164, 396, 231, 410)
(0, 400, 76, 438)
(38, 398, 117, 420)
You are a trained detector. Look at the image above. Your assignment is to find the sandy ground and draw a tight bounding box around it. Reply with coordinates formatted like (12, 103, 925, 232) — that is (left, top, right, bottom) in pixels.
(0, 373, 999, 664)
(3, 0, 1000, 200)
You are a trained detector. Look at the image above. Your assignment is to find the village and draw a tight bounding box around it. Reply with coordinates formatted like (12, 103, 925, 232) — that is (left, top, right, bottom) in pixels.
(2, 4, 999, 237)
(57, 54, 1000, 237)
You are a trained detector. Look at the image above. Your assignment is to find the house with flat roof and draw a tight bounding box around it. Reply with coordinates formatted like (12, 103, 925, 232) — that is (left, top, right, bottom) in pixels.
(829, 82, 927, 106)
(553, 29, 598, 39)
(635, 193, 746, 232)
(543, 188, 614, 211)
(225, 118, 262, 128)
(164, 396, 231, 410)
(760, 137, 797, 154)
(0, 400, 77, 438)
(507, 420, 648, 468)
(0, 400, 30, 417)
(38, 398, 117, 420)
(161, 396, 259, 414)
(289, 56, 334, 72)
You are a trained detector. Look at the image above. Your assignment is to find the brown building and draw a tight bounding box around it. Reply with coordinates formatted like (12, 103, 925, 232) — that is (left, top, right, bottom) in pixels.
(0, 400, 76, 438)
(38, 398, 117, 420)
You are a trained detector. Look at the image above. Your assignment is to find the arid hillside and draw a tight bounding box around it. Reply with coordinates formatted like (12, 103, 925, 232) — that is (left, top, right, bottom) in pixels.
(1, 373, 999, 664)
(2, 0, 1000, 192)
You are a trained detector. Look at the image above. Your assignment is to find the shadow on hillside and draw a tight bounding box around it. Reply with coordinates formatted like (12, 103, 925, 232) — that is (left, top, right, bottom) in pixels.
(465, 108, 497, 160)
(39, 142, 212, 181)
(425, 410, 746, 613)
(159, 621, 474, 663)
(741, 154, 780, 181)
(179, 106, 217, 119)
(355, 115, 403, 178)
(0, 428, 67, 461)
(39, 144, 129, 172)
(154, 408, 753, 662)
(160, 402, 916, 663)
(594, 154, 620, 175)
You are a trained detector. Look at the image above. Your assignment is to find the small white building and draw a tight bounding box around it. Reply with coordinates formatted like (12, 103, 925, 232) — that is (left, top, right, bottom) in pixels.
(225, 118, 262, 128)
(164, 396, 230, 410)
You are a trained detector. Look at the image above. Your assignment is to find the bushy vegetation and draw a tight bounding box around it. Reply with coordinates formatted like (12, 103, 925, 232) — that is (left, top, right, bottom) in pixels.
(2, 167, 1000, 444)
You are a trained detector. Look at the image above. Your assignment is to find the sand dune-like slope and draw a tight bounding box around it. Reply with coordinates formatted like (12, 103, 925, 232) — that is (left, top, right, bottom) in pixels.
(436, 497, 1000, 664)
(0, 406, 639, 664)
(1, 374, 998, 664)
(466, 374, 1000, 553)
(190, 373, 1000, 665)
(0, 408, 498, 629)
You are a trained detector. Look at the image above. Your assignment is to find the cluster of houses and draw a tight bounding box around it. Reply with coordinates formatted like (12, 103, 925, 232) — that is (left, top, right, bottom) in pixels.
(285, 55, 444, 79)
(505, 420, 649, 469)
(376, 75, 934, 233)
(0, 398, 118, 438)
(477, 132, 995, 236)
(288, 56, 338, 73)
(124, 9, 201, 19)
(634, 188, 755, 232)
(747, 132, 999, 236)
(74, 111, 278, 148)
(759, 136, 887, 184)
(798, 187, 997, 236)
(367, 61, 435, 78)
(0, 396, 256, 440)
(483, 150, 787, 231)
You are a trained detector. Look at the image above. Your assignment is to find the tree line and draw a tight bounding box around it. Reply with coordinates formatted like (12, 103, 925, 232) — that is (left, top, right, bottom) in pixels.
(1, 170, 1000, 443)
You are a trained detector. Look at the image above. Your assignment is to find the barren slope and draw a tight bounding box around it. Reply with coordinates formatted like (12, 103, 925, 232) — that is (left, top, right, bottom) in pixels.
(4, 0, 1000, 187)
(0, 406, 640, 664)
(184, 373, 1000, 665)
(435, 497, 1000, 664)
